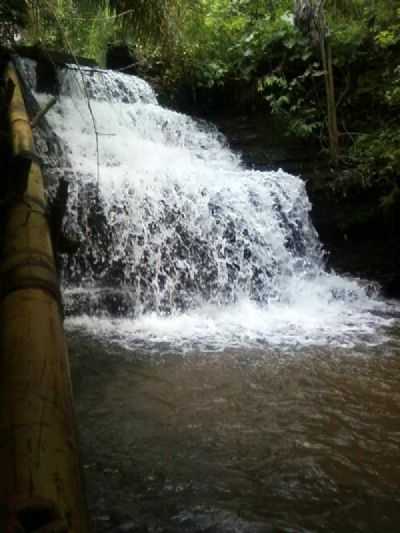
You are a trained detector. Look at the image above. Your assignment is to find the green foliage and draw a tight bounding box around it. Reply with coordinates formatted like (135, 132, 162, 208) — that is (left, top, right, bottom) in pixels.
(384, 66, 400, 108)
(162, 0, 295, 88)
(0, 0, 27, 44)
(351, 128, 400, 186)
(20, 0, 182, 64)
(374, 7, 400, 48)
(349, 127, 400, 220)
(258, 71, 322, 138)
(22, 1, 119, 62)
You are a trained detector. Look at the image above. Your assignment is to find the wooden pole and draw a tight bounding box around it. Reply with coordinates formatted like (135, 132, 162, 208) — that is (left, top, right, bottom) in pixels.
(0, 63, 90, 533)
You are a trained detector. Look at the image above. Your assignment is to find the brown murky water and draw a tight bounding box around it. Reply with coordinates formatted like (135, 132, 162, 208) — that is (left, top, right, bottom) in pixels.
(69, 333, 400, 533)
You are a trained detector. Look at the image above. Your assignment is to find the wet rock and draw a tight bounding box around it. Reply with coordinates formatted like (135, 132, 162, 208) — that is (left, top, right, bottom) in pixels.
(96, 515, 111, 522)
(118, 521, 137, 532)
(106, 44, 139, 75)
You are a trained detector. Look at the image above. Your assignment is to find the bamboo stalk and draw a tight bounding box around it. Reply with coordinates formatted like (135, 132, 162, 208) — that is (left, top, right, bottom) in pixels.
(0, 63, 90, 533)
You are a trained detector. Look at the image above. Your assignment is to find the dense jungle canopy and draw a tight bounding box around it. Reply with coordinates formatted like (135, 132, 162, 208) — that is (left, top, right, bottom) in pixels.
(1, 0, 399, 220)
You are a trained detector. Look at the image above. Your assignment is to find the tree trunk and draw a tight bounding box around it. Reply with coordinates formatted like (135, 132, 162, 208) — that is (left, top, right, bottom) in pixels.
(295, 0, 340, 163)
(318, 16, 339, 162)
(326, 38, 339, 159)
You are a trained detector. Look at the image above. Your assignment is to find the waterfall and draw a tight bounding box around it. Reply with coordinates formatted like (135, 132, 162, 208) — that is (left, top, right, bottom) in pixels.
(19, 58, 393, 349)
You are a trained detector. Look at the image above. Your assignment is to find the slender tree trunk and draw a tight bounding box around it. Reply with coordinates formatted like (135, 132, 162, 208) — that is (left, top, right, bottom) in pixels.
(318, 9, 339, 162)
(326, 38, 339, 158)
(295, 0, 340, 162)
(26, 0, 41, 41)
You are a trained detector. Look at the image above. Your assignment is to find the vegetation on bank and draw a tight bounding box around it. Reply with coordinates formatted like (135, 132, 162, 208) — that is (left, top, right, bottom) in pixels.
(1, 0, 399, 219)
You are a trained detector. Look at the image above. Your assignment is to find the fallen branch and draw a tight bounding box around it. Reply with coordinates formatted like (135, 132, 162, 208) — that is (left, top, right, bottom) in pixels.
(31, 95, 57, 128)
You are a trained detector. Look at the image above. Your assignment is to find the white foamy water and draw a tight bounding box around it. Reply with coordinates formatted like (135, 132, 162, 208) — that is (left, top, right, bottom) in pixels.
(65, 274, 396, 352)
(20, 59, 397, 350)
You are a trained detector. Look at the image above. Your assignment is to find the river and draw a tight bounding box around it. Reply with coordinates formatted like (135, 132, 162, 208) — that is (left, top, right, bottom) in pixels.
(19, 57, 400, 532)
(68, 326, 400, 532)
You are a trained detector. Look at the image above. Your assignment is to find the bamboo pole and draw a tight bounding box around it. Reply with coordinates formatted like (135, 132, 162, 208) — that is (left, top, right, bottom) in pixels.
(0, 63, 90, 533)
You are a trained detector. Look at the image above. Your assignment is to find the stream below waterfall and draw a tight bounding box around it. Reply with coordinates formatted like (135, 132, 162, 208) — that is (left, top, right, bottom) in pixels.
(19, 57, 400, 532)
(68, 335, 400, 533)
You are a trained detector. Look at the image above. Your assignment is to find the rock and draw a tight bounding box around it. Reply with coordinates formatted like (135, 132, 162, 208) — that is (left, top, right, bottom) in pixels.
(106, 44, 138, 75)
(118, 521, 137, 532)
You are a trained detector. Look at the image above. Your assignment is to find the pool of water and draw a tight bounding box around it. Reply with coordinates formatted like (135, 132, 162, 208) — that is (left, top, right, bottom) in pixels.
(68, 323, 400, 532)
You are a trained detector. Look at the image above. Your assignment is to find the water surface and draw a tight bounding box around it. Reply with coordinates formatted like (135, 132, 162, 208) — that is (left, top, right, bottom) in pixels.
(69, 325, 400, 533)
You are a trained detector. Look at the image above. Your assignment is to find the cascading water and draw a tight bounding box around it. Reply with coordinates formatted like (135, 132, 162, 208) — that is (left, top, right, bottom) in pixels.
(20, 58, 395, 350)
